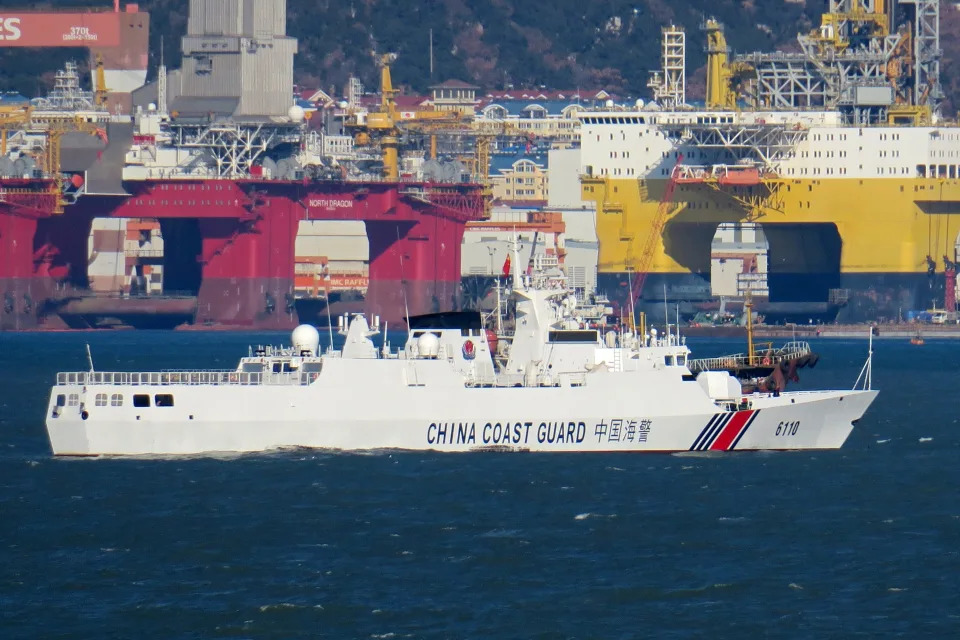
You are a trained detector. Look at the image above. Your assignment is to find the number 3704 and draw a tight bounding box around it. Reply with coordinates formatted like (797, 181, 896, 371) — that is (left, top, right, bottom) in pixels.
(775, 420, 800, 436)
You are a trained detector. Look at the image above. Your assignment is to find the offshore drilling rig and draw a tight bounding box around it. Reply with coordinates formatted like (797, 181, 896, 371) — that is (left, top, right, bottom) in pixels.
(579, 0, 959, 323)
(0, 0, 487, 330)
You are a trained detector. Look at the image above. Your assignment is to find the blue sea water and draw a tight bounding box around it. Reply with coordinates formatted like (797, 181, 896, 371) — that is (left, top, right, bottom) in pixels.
(1, 332, 958, 639)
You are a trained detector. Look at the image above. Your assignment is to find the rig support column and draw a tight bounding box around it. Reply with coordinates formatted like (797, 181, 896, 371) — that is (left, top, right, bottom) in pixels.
(366, 212, 466, 323)
(0, 213, 46, 330)
(194, 197, 300, 329)
(0, 210, 92, 330)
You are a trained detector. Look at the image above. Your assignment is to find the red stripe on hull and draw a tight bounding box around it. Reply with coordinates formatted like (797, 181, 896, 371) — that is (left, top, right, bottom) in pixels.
(710, 410, 755, 451)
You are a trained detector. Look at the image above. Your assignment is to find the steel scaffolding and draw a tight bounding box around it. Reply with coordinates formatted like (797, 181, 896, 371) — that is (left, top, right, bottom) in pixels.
(648, 25, 686, 109)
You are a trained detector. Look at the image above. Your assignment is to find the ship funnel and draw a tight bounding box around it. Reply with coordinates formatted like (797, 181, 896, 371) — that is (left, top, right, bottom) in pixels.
(291, 324, 321, 356)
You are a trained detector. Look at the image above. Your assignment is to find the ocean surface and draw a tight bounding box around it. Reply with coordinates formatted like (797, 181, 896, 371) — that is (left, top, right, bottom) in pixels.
(1, 331, 958, 639)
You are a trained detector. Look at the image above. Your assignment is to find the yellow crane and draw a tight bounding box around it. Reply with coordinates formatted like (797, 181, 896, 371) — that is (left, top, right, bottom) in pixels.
(346, 53, 461, 180)
(41, 116, 109, 213)
(704, 19, 754, 109)
(94, 53, 110, 108)
(0, 105, 32, 155)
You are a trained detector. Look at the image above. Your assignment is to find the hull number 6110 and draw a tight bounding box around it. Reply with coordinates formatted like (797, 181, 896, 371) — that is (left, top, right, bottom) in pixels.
(776, 420, 800, 436)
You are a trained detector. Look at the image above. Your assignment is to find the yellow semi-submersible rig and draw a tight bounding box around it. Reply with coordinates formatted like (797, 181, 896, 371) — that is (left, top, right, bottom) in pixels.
(579, 0, 959, 322)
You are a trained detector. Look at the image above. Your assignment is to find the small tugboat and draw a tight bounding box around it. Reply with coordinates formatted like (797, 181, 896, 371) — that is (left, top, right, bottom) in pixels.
(910, 328, 924, 346)
(45, 244, 877, 456)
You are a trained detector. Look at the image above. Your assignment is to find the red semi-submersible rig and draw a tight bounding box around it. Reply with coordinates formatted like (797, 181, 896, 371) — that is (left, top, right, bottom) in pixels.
(0, 1, 487, 330)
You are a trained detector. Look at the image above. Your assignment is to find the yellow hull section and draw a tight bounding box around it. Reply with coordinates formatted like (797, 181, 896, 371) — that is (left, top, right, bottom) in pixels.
(582, 176, 960, 275)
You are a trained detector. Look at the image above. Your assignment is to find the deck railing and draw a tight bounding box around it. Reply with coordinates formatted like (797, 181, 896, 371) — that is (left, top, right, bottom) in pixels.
(687, 341, 812, 374)
(56, 370, 320, 386)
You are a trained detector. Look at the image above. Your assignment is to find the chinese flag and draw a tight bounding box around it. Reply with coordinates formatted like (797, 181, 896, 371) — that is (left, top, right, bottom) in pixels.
(501, 254, 511, 277)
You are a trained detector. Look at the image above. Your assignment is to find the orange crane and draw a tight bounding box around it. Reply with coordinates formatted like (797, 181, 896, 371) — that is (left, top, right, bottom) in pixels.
(626, 154, 684, 319)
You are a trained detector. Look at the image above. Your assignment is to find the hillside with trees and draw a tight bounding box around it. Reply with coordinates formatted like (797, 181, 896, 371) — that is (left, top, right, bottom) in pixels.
(2, 0, 960, 113)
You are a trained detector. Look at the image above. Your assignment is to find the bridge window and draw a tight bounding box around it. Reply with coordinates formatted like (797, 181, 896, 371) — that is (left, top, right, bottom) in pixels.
(111, 394, 123, 407)
(133, 394, 150, 408)
(155, 394, 174, 407)
(68, 394, 79, 407)
(95, 393, 108, 407)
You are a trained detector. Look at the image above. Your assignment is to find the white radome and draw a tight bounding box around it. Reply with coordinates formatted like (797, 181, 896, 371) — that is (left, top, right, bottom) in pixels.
(417, 332, 441, 358)
(288, 105, 306, 123)
(291, 324, 320, 356)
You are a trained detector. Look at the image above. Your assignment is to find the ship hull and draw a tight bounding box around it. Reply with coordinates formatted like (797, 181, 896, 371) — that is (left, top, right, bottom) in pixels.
(597, 271, 942, 323)
(46, 364, 875, 456)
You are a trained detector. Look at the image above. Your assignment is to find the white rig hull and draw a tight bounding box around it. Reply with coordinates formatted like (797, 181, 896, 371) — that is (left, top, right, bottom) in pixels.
(46, 359, 876, 456)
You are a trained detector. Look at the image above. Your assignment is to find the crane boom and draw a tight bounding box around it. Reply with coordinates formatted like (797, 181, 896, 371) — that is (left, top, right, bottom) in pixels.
(628, 154, 683, 311)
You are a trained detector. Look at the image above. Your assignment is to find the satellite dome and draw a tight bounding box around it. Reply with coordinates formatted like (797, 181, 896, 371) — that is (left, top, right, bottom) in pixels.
(605, 99, 615, 108)
(291, 324, 321, 356)
(635, 99, 645, 109)
(417, 332, 441, 358)
(288, 105, 306, 123)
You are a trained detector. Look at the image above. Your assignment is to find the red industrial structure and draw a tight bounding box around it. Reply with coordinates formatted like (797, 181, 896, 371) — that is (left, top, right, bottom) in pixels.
(0, 179, 487, 330)
(0, 4, 148, 114)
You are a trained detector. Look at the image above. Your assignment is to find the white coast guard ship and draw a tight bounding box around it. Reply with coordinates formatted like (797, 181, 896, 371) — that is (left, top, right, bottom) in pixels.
(45, 250, 877, 456)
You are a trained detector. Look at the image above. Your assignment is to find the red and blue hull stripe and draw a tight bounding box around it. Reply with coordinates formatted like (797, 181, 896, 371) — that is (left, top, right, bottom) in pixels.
(690, 410, 760, 451)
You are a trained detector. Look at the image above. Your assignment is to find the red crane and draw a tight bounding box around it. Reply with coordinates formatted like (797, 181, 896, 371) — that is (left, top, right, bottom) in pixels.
(626, 154, 684, 316)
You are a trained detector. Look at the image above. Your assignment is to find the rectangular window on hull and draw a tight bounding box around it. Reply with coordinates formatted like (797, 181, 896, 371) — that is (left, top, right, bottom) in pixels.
(133, 394, 150, 408)
(154, 394, 174, 407)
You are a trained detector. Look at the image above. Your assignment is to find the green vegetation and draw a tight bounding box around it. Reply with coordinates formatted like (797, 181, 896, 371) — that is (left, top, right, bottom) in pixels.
(1, 0, 959, 112)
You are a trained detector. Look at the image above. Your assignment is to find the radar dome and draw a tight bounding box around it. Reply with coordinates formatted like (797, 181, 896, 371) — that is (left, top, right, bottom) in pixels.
(605, 99, 615, 108)
(417, 332, 441, 358)
(635, 98, 645, 108)
(291, 324, 321, 356)
(288, 105, 306, 123)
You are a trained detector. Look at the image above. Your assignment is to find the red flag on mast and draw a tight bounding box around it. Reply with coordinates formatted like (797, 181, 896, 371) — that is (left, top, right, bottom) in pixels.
(501, 254, 511, 277)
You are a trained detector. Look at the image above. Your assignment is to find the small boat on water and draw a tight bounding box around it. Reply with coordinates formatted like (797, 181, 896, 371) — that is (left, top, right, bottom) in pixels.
(45, 245, 878, 456)
(910, 330, 924, 346)
(686, 296, 820, 393)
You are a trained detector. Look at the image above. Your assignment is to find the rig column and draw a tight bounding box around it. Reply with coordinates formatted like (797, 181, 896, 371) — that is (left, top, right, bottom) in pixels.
(194, 196, 301, 329)
(0, 213, 45, 330)
(366, 207, 466, 323)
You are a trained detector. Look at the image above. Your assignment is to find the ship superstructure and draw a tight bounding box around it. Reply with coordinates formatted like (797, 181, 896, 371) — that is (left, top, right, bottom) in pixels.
(580, 0, 960, 322)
